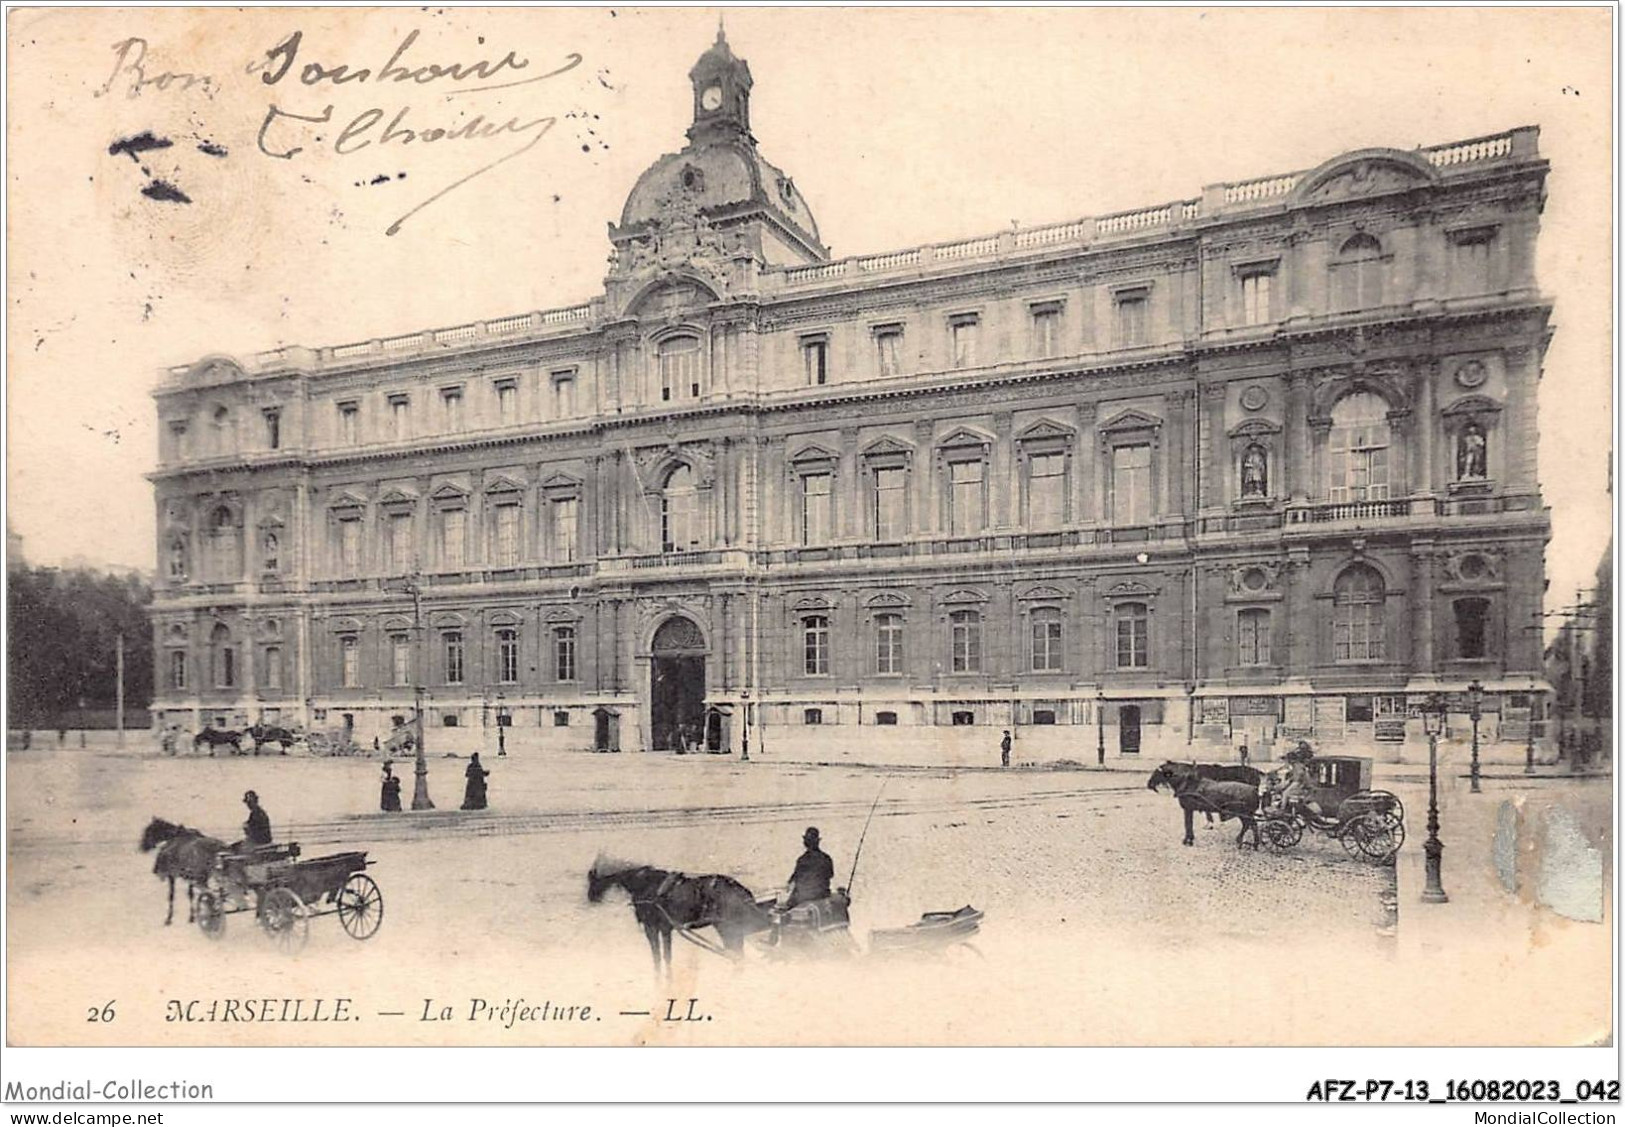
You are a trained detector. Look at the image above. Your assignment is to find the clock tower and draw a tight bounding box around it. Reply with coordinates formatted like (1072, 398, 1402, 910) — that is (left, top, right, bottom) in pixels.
(687, 26, 753, 145)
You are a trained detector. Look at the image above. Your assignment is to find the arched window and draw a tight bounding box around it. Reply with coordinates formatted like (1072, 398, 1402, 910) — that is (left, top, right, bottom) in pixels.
(1328, 393, 1392, 502)
(875, 612, 904, 675)
(949, 609, 982, 673)
(661, 464, 699, 552)
(1114, 603, 1149, 669)
(1333, 565, 1385, 662)
(211, 406, 234, 456)
(210, 623, 236, 688)
(1030, 607, 1063, 672)
(658, 336, 702, 402)
(208, 506, 241, 581)
(1237, 607, 1272, 666)
(1333, 233, 1386, 311)
(802, 615, 830, 676)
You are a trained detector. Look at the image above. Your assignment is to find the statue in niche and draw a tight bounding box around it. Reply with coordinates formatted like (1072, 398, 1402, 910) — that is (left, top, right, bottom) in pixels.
(1240, 444, 1269, 498)
(1457, 423, 1488, 481)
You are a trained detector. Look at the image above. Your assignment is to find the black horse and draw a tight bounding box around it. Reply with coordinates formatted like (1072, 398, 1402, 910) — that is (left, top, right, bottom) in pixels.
(586, 857, 772, 975)
(245, 724, 297, 755)
(192, 728, 242, 756)
(1147, 762, 1261, 849)
(139, 817, 228, 925)
(1186, 763, 1265, 826)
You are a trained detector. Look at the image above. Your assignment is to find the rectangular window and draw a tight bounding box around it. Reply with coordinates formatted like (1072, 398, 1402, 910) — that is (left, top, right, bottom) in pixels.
(439, 509, 465, 567)
(550, 497, 580, 561)
(552, 371, 577, 417)
(443, 632, 464, 685)
(1030, 612, 1063, 672)
(1239, 271, 1274, 326)
(873, 466, 907, 540)
(264, 646, 282, 690)
(497, 629, 519, 684)
(338, 402, 359, 446)
(1031, 304, 1062, 358)
(386, 512, 414, 574)
(338, 517, 362, 576)
(263, 409, 281, 450)
(949, 459, 985, 534)
(1237, 608, 1272, 666)
(949, 316, 979, 368)
(1115, 605, 1149, 669)
(660, 337, 702, 401)
(441, 387, 464, 432)
(875, 613, 903, 675)
(802, 338, 828, 386)
(495, 379, 518, 425)
(1114, 292, 1148, 348)
(803, 616, 830, 676)
(1028, 451, 1066, 530)
(491, 503, 520, 566)
(170, 650, 187, 690)
(340, 636, 359, 688)
(169, 421, 189, 460)
(391, 635, 411, 686)
(874, 326, 904, 377)
(553, 710, 570, 727)
(801, 472, 833, 546)
(1449, 227, 1496, 295)
(389, 395, 410, 441)
(950, 611, 982, 674)
(803, 708, 823, 726)
(1112, 443, 1152, 525)
(555, 627, 577, 681)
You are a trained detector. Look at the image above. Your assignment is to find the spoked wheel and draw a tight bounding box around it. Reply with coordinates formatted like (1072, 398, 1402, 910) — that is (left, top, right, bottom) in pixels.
(260, 887, 309, 954)
(195, 892, 226, 940)
(336, 873, 384, 940)
(1262, 818, 1302, 851)
(1341, 816, 1399, 864)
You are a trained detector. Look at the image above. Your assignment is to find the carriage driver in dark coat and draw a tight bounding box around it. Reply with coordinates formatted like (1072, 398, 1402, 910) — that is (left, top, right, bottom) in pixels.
(786, 827, 835, 909)
(241, 790, 273, 848)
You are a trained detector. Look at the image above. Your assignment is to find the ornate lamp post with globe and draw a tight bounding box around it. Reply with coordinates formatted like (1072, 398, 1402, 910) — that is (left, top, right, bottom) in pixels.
(383, 575, 433, 811)
(1421, 692, 1449, 903)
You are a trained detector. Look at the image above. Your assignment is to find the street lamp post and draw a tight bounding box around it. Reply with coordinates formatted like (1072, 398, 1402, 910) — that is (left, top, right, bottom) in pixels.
(1467, 678, 1484, 794)
(496, 692, 509, 758)
(385, 576, 434, 811)
(1524, 695, 1537, 775)
(1096, 689, 1106, 768)
(1421, 692, 1449, 903)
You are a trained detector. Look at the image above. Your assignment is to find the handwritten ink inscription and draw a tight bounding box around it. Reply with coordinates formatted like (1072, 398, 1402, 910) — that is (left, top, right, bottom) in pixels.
(99, 25, 585, 235)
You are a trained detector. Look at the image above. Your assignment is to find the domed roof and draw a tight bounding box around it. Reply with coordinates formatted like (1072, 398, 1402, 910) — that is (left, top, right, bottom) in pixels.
(618, 140, 821, 245)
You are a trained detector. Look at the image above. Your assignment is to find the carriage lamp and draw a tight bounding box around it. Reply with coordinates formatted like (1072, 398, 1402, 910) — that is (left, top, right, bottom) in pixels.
(1421, 693, 1449, 904)
(1467, 679, 1485, 793)
(496, 694, 510, 758)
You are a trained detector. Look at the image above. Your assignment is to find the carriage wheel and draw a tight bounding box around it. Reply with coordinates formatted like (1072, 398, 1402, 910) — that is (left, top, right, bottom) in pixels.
(1339, 820, 1369, 860)
(336, 874, 384, 940)
(260, 887, 309, 954)
(1356, 817, 1401, 864)
(1262, 818, 1302, 851)
(195, 892, 226, 940)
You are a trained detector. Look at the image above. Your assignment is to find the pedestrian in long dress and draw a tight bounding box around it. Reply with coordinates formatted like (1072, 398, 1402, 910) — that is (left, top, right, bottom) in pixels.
(461, 752, 489, 811)
(380, 761, 402, 812)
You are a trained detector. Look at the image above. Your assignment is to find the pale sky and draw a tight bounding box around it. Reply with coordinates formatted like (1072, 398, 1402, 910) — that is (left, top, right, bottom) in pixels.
(5, 7, 1613, 615)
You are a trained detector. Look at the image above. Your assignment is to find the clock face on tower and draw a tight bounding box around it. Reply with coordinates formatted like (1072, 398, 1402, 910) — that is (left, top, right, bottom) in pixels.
(701, 85, 723, 111)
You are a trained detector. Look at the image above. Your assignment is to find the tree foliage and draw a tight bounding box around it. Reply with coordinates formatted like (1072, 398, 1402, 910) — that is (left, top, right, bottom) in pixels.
(7, 566, 153, 726)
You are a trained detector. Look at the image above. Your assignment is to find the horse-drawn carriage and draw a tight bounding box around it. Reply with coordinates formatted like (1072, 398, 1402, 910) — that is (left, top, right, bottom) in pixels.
(303, 727, 362, 757)
(194, 844, 384, 953)
(1259, 755, 1405, 863)
(748, 889, 984, 961)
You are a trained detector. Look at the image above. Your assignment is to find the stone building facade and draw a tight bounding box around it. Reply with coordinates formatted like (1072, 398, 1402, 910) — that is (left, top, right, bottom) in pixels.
(149, 33, 1553, 762)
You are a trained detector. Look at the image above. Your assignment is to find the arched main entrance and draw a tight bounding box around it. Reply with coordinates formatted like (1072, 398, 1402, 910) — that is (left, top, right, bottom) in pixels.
(650, 616, 707, 751)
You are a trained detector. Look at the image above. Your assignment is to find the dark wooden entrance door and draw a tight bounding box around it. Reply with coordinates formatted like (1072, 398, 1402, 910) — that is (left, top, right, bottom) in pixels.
(1119, 704, 1142, 755)
(650, 617, 707, 752)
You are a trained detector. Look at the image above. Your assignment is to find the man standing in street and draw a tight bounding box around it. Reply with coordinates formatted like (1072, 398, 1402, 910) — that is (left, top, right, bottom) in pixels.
(1001, 730, 1012, 768)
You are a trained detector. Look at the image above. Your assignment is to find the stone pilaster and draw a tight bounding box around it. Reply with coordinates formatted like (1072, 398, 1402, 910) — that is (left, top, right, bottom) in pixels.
(1286, 371, 1311, 501)
(1202, 382, 1228, 509)
(992, 411, 1014, 528)
(1285, 547, 1314, 679)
